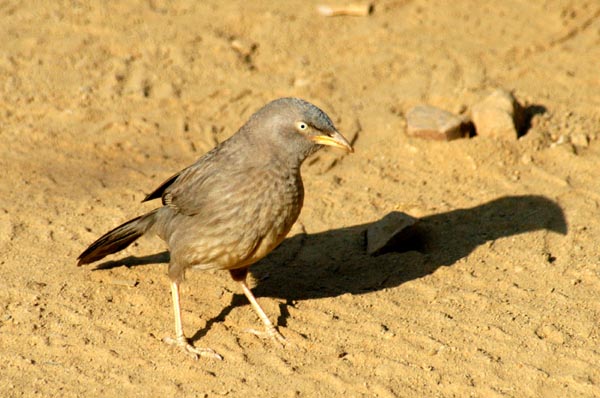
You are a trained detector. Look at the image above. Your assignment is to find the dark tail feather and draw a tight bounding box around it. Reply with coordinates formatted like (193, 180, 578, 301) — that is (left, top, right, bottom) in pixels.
(77, 209, 159, 266)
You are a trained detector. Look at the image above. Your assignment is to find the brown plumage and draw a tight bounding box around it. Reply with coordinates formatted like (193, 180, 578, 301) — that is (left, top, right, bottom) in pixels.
(77, 98, 353, 359)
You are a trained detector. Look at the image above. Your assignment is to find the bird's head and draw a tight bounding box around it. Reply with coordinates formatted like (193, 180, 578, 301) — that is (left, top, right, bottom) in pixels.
(242, 98, 353, 164)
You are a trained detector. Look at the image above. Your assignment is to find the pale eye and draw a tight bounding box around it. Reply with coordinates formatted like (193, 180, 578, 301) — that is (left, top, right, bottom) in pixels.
(296, 121, 308, 131)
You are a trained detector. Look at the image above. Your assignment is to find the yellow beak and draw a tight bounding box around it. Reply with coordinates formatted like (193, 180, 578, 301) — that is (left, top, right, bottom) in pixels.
(309, 130, 354, 152)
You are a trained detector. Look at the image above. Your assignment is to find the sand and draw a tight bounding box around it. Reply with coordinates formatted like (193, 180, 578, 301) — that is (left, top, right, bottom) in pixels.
(1, 1, 599, 397)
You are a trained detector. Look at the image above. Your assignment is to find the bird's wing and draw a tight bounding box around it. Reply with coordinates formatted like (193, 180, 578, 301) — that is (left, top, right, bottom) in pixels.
(142, 172, 181, 203)
(142, 145, 223, 208)
(143, 138, 259, 217)
(161, 165, 213, 215)
(166, 162, 270, 218)
(149, 146, 234, 215)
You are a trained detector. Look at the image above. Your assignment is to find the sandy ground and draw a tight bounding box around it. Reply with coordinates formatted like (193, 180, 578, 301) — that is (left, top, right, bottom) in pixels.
(1, 1, 600, 397)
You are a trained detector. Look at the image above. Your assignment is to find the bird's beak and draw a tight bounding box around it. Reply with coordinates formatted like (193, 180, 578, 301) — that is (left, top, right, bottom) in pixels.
(310, 130, 354, 152)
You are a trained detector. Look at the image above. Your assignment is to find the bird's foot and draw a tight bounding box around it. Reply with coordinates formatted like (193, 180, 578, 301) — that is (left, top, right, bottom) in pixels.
(163, 336, 222, 360)
(245, 325, 289, 347)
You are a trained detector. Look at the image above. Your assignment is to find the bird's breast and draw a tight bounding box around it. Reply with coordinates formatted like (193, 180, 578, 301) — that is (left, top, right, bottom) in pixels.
(239, 169, 304, 266)
(168, 164, 304, 271)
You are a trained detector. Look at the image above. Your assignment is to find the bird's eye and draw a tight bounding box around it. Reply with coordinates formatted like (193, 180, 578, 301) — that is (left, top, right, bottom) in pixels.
(296, 121, 308, 131)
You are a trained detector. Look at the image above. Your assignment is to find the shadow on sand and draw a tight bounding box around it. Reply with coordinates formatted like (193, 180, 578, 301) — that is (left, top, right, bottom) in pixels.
(94, 195, 567, 340)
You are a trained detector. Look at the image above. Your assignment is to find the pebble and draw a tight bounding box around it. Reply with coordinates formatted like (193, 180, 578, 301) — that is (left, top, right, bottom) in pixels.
(110, 279, 139, 288)
(520, 154, 533, 165)
(230, 39, 257, 59)
(405, 105, 467, 141)
(366, 211, 418, 255)
(570, 133, 589, 147)
(317, 3, 372, 17)
(471, 89, 523, 140)
(534, 324, 566, 344)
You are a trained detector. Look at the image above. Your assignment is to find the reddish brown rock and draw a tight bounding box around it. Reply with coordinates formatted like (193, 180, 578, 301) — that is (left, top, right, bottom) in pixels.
(406, 105, 467, 141)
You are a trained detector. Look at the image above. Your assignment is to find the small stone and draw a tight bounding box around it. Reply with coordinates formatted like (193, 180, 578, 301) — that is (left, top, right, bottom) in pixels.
(534, 324, 566, 344)
(230, 39, 257, 58)
(367, 211, 419, 255)
(520, 154, 533, 165)
(317, 3, 373, 17)
(570, 133, 589, 147)
(110, 279, 139, 288)
(293, 77, 311, 87)
(406, 105, 467, 141)
(230, 39, 258, 69)
(471, 89, 523, 140)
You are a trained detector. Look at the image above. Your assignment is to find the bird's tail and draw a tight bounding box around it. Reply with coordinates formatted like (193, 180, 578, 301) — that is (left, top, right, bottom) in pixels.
(77, 209, 159, 266)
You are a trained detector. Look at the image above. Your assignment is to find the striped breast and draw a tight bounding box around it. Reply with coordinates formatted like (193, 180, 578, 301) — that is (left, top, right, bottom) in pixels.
(163, 161, 304, 277)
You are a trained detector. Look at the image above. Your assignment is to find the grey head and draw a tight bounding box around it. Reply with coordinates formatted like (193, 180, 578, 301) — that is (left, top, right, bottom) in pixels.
(238, 97, 353, 165)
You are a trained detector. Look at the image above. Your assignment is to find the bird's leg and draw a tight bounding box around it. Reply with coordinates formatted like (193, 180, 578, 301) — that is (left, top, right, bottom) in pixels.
(240, 280, 287, 345)
(229, 268, 287, 346)
(163, 280, 222, 360)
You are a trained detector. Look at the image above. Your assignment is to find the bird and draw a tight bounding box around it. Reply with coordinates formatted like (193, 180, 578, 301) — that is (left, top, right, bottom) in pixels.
(77, 97, 353, 359)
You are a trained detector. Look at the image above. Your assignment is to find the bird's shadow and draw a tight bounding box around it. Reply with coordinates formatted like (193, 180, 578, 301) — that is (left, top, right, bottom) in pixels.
(94, 195, 567, 342)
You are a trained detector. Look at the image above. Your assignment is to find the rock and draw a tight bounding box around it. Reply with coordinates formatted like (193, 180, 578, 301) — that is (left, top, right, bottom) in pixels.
(406, 105, 467, 141)
(230, 39, 257, 59)
(570, 133, 589, 147)
(230, 38, 258, 69)
(471, 89, 523, 140)
(367, 211, 419, 255)
(317, 3, 373, 17)
(534, 324, 566, 345)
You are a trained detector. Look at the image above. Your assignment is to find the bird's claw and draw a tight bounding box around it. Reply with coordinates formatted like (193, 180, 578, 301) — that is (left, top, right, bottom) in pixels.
(163, 336, 223, 360)
(245, 325, 289, 347)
